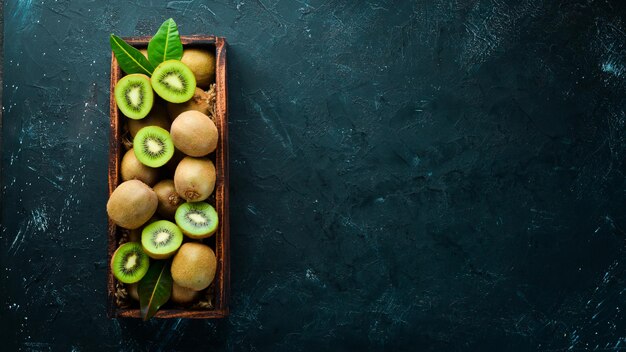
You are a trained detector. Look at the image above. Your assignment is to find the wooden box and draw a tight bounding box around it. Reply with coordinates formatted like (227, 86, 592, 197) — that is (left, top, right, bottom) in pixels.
(107, 36, 229, 319)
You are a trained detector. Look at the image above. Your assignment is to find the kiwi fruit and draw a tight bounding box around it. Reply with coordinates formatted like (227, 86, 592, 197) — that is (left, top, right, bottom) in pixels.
(127, 103, 171, 138)
(171, 282, 200, 305)
(174, 157, 216, 202)
(120, 149, 160, 186)
(151, 60, 196, 103)
(127, 283, 139, 301)
(171, 243, 217, 291)
(133, 126, 175, 168)
(175, 202, 219, 239)
(107, 180, 158, 229)
(181, 48, 216, 88)
(167, 88, 211, 119)
(114, 74, 154, 119)
(111, 242, 150, 283)
(153, 180, 182, 219)
(141, 220, 183, 259)
(170, 111, 218, 157)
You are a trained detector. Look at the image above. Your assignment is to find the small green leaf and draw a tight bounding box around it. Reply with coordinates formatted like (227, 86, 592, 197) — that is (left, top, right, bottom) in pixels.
(138, 260, 172, 321)
(110, 34, 155, 76)
(147, 18, 183, 67)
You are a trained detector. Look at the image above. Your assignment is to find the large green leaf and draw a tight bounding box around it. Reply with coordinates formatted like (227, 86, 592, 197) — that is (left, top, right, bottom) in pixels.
(138, 260, 172, 320)
(147, 18, 183, 67)
(110, 34, 155, 76)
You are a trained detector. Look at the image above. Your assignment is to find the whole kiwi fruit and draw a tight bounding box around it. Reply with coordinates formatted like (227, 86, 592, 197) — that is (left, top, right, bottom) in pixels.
(167, 88, 211, 119)
(171, 242, 217, 291)
(107, 180, 158, 229)
(170, 110, 218, 157)
(127, 103, 171, 138)
(153, 180, 182, 219)
(181, 48, 215, 88)
(120, 149, 160, 186)
(174, 157, 216, 202)
(171, 282, 200, 305)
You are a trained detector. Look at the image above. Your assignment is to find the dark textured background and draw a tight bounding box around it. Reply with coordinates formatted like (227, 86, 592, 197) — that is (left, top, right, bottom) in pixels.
(2, 1, 626, 351)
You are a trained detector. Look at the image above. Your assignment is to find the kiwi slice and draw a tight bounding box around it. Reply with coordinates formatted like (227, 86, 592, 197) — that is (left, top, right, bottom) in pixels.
(141, 220, 183, 259)
(111, 242, 150, 284)
(114, 74, 154, 119)
(151, 60, 196, 103)
(175, 202, 219, 239)
(133, 126, 175, 167)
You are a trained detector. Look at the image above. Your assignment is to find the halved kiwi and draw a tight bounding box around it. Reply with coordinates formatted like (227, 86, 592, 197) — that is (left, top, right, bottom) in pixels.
(175, 202, 219, 239)
(114, 74, 154, 119)
(141, 220, 183, 259)
(151, 60, 196, 103)
(111, 242, 150, 283)
(133, 126, 175, 167)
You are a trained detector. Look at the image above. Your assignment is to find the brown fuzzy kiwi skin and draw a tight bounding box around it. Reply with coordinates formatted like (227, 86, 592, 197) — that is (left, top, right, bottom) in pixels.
(127, 103, 171, 138)
(120, 149, 160, 186)
(181, 49, 215, 88)
(170, 111, 218, 157)
(171, 282, 200, 305)
(107, 180, 158, 229)
(153, 180, 182, 219)
(167, 88, 211, 119)
(174, 157, 216, 202)
(171, 243, 217, 291)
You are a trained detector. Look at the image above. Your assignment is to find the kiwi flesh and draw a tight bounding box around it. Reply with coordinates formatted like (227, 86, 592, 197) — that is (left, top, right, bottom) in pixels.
(174, 157, 216, 202)
(120, 149, 160, 186)
(153, 180, 182, 219)
(151, 60, 196, 103)
(170, 110, 218, 157)
(171, 242, 217, 291)
(141, 220, 183, 259)
(115, 74, 154, 119)
(133, 126, 175, 168)
(171, 282, 199, 305)
(107, 180, 158, 229)
(167, 88, 211, 119)
(181, 48, 216, 88)
(175, 202, 219, 239)
(111, 242, 150, 283)
(127, 103, 171, 138)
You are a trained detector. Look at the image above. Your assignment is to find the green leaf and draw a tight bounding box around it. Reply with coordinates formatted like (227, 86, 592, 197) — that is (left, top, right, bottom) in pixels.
(147, 18, 183, 67)
(110, 34, 155, 76)
(138, 260, 172, 321)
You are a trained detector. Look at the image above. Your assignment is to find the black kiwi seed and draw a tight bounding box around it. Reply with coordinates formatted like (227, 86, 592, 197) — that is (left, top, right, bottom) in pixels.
(110, 242, 149, 284)
(141, 133, 167, 159)
(158, 70, 189, 94)
(149, 226, 175, 248)
(185, 209, 209, 227)
(133, 126, 174, 168)
(123, 83, 145, 113)
(141, 220, 183, 259)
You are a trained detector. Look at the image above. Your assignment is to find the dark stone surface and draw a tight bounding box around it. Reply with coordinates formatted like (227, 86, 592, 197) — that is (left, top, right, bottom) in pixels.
(2, 0, 626, 350)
